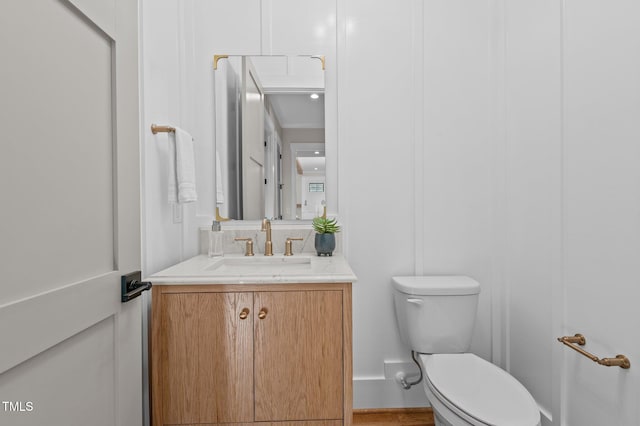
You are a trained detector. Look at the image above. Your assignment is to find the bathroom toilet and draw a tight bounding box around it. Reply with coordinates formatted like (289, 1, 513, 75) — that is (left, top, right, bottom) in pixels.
(392, 276, 541, 426)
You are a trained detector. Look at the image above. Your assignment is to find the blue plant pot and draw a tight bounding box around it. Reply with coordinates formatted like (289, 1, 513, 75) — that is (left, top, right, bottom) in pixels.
(315, 233, 336, 256)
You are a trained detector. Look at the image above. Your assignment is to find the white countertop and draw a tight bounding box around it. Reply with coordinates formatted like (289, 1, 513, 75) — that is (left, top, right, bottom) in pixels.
(147, 254, 357, 285)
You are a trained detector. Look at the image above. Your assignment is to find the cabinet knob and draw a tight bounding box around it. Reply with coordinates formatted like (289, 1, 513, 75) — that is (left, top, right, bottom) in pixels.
(258, 308, 268, 319)
(239, 308, 250, 320)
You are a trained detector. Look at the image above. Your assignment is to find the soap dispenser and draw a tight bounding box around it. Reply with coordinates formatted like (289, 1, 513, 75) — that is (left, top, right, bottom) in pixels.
(208, 220, 224, 257)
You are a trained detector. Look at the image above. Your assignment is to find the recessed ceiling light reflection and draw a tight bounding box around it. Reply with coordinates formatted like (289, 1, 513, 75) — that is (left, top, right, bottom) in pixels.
(310, 93, 319, 100)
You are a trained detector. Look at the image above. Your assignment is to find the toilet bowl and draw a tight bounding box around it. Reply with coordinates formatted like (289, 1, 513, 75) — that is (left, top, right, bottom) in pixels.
(421, 353, 540, 426)
(392, 276, 541, 426)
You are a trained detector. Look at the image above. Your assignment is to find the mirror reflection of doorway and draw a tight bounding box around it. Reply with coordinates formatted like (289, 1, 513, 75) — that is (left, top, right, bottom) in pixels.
(276, 144, 283, 219)
(301, 178, 325, 220)
(263, 112, 283, 220)
(290, 143, 325, 220)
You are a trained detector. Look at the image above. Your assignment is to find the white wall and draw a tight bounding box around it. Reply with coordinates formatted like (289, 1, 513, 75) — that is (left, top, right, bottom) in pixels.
(561, 1, 640, 422)
(501, 1, 562, 423)
(141, 1, 640, 420)
(499, 1, 640, 425)
(141, 0, 187, 275)
(421, 0, 494, 360)
(141, 0, 265, 275)
(141, 0, 497, 409)
(338, 0, 421, 407)
(342, 0, 497, 408)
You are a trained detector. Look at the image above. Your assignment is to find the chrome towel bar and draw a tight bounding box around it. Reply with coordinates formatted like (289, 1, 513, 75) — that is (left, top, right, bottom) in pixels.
(557, 334, 630, 369)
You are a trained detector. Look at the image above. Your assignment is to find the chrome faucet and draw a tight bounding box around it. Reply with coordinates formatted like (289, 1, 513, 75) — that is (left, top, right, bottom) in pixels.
(261, 218, 273, 256)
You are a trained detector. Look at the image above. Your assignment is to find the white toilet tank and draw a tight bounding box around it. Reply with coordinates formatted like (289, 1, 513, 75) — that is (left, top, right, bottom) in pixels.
(392, 276, 480, 354)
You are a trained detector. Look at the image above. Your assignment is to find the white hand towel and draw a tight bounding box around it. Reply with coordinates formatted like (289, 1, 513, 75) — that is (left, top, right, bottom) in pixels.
(216, 151, 225, 204)
(167, 127, 197, 204)
(167, 132, 178, 204)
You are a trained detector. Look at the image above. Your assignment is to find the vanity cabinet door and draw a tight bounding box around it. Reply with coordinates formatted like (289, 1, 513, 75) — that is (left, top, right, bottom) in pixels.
(254, 290, 344, 422)
(156, 291, 253, 425)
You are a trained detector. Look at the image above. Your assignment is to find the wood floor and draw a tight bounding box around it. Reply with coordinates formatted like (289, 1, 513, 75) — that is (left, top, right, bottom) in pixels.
(352, 408, 435, 426)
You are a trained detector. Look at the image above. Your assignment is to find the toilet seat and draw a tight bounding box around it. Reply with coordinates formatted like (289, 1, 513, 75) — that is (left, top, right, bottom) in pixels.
(420, 353, 540, 426)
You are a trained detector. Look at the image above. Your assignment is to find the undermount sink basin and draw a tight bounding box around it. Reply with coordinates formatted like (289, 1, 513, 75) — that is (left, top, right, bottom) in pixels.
(205, 255, 313, 275)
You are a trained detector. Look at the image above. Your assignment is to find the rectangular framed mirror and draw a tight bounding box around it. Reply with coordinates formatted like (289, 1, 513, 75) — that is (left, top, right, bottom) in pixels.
(213, 55, 326, 221)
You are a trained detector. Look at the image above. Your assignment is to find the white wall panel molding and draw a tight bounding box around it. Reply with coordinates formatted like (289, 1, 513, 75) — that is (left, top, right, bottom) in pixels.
(335, 0, 349, 254)
(550, 6, 566, 426)
(177, 0, 207, 261)
(261, 0, 273, 54)
(412, 0, 425, 277)
(488, 0, 507, 371)
(492, 0, 507, 371)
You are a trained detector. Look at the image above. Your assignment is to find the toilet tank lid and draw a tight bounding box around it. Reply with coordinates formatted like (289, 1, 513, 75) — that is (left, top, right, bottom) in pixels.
(392, 276, 480, 296)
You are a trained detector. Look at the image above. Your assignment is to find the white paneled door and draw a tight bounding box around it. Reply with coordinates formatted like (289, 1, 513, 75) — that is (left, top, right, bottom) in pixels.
(561, 1, 640, 425)
(0, 0, 142, 425)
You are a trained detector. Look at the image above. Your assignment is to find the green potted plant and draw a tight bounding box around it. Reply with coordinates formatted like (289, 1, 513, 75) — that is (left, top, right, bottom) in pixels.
(312, 216, 341, 256)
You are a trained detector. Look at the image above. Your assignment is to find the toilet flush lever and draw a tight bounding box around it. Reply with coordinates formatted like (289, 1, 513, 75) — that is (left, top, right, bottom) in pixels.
(407, 298, 424, 305)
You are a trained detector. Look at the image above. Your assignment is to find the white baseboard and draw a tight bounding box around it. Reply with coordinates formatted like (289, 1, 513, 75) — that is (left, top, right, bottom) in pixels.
(353, 376, 429, 409)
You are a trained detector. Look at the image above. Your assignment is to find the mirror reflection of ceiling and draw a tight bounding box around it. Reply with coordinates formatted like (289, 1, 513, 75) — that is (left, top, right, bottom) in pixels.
(296, 155, 326, 175)
(267, 93, 325, 129)
(250, 56, 325, 131)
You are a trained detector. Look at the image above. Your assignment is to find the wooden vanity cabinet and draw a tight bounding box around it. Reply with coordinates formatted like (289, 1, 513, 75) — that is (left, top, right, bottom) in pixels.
(151, 283, 352, 426)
